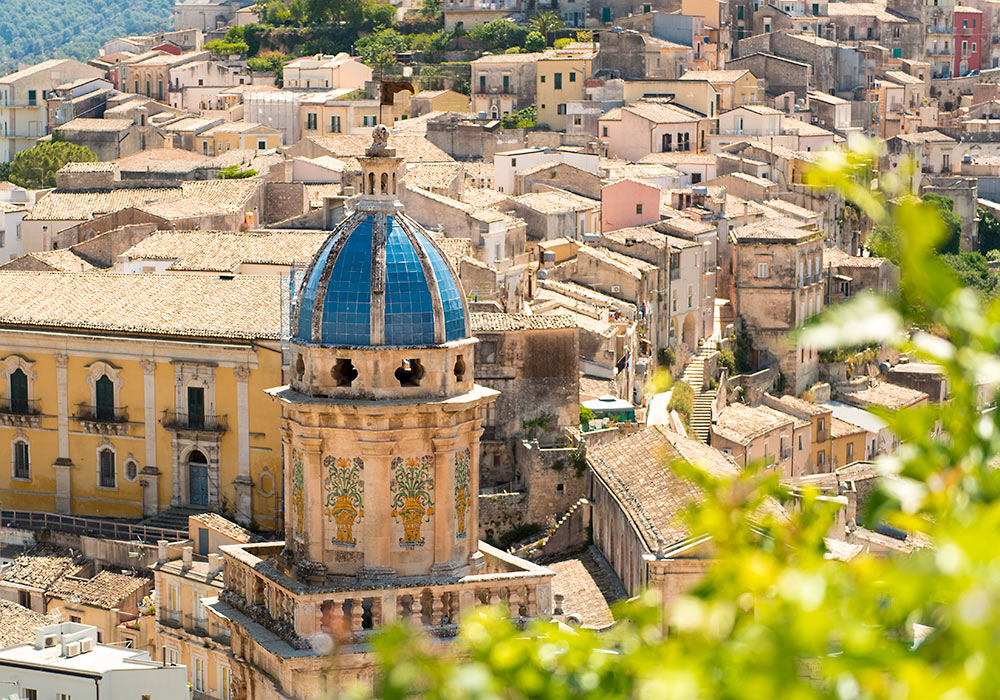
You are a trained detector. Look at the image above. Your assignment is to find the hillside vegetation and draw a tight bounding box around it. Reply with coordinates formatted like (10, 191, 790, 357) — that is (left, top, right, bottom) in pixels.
(0, 0, 172, 72)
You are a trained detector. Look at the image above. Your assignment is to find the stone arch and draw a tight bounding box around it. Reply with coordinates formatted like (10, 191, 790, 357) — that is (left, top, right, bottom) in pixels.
(682, 313, 696, 350)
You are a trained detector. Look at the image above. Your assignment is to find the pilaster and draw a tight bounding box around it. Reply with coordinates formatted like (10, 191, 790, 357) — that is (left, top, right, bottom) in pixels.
(141, 359, 160, 516)
(53, 353, 72, 514)
(234, 365, 252, 525)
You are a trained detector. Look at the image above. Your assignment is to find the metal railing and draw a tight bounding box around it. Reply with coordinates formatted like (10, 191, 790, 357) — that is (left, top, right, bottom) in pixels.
(159, 608, 182, 628)
(0, 509, 187, 542)
(75, 403, 129, 423)
(0, 397, 40, 415)
(161, 410, 228, 433)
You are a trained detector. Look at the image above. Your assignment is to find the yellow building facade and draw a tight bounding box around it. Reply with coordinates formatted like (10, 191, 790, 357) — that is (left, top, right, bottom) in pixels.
(0, 272, 284, 529)
(194, 123, 283, 156)
(535, 47, 595, 131)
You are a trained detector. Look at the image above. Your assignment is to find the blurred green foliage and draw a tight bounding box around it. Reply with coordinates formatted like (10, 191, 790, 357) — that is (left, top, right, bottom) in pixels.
(9, 141, 96, 188)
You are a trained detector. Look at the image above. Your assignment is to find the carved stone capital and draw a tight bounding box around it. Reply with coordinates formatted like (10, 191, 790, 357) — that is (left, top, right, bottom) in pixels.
(140, 359, 157, 375)
(234, 365, 251, 381)
(54, 353, 69, 368)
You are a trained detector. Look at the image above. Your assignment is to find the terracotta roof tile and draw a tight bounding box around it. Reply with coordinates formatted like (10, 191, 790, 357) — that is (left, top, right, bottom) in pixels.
(49, 570, 148, 609)
(471, 313, 576, 331)
(191, 513, 254, 543)
(0, 601, 57, 648)
(0, 272, 281, 340)
(122, 230, 327, 272)
(541, 546, 625, 630)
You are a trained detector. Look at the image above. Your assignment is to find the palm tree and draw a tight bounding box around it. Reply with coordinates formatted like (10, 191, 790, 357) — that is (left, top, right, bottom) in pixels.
(530, 11, 563, 45)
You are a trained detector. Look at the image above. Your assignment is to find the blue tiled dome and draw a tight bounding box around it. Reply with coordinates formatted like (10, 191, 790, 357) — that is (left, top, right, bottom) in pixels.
(294, 210, 469, 347)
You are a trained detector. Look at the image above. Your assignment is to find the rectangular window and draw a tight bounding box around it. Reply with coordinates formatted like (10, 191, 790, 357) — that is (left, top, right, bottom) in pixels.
(737, 5, 744, 19)
(479, 75, 486, 91)
(502, 75, 509, 91)
(307, 112, 317, 130)
(187, 386, 205, 429)
(540, 74, 546, 83)
(569, 72, 576, 82)
(331, 115, 341, 133)
(221, 667, 232, 700)
(973, 42, 977, 52)
(166, 647, 179, 666)
(602, 126, 608, 137)
(847, 443, 854, 460)
(557, 103, 566, 115)
(57, 695, 70, 700)
(13, 441, 28, 480)
(757, 261, 769, 278)
(963, 40, 968, 54)
(99, 449, 116, 488)
(636, 203, 643, 214)
(23, 690, 36, 700)
(573, 115, 582, 125)
(554, 73, 562, 89)
(27, 90, 36, 106)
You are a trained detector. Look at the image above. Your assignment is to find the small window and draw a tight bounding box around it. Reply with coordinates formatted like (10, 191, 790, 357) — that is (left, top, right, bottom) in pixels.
(553, 72, 561, 90)
(540, 74, 546, 83)
(602, 126, 608, 137)
(635, 203, 643, 214)
(99, 447, 116, 489)
(395, 359, 424, 387)
(23, 690, 36, 700)
(257, 139, 266, 150)
(573, 115, 582, 125)
(557, 104, 566, 115)
(847, 443, 854, 460)
(13, 439, 29, 480)
(818, 451, 826, 466)
(569, 72, 576, 82)
(757, 261, 770, 278)
(125, 459, 139, 482)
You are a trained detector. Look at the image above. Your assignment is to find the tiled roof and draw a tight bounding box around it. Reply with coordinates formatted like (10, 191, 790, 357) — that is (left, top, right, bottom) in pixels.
(732, 218, 822, 243)
(838, 381, 928, 410)
(622, 100, 704, 123)
(895, 130, 956, 144)
(714, 402, 794, 445)
(767, 393, 830, 417)
(1, 546, 82, 590)
(639, 152, 717, 165)
(830, 416, 866, 439)
(764, 198, 819, 219)
(783, 117, 834, 137)
(191, 513, 254, 543)
(58, 161, 119, 173)
(541, 546, 625, 630)
(0, 59, 91, 85)
(57, 118, 134, 133)
(826, 2, 908, 20)
(0, 250, 98, 273)
(510, 190, 599, 214)
(824, 247, 890, 268)
(434, 237, 474, 268)
(0, 272, 281, 340)
(588, 425, 743, 551)
(307, 133, 454, 163)
(680, 69, 752, 83)
(28, 179, 260, 222)
(403, 162, 463, 190)
(460, 187, 506, 209)
(0, 601, 56, 648)
(114, 148, 209, 173)
(471, 312, 576, 331)
(883, 70, 926, 85)
(49, 570, 147, 609)
(122, 230, 327, 272)
(471, 52, 546, 64)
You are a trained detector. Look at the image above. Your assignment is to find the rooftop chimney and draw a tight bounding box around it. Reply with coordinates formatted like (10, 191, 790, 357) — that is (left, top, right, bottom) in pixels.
(182, 545, 193, 570)
(157, 540, 168, 564)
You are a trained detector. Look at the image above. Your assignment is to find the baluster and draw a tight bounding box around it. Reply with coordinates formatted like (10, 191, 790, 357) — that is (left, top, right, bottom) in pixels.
(508, 589, 520, 618)
(350, 599, 364, 632)
(411, 592, 423, 624)
(397, 595, 407, 619)
(431, 592, 444, 625)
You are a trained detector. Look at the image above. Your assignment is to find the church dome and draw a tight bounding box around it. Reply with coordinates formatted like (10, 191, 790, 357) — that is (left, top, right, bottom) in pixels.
(293, 127, 468, 348)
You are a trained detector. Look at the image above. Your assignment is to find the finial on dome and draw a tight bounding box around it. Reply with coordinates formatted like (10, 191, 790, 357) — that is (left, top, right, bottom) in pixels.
(367, 124, 394, 156)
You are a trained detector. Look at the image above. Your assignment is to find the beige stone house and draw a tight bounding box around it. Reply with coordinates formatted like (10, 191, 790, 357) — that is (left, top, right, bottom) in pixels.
(730, 218, 826, 394)
(471, 52, 543, 119)
(710, 402, 797, 477)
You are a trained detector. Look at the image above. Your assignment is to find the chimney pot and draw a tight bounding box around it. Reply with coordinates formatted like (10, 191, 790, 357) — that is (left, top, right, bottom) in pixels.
(182, 546, 193, 569)
(157, 540, 168, 563)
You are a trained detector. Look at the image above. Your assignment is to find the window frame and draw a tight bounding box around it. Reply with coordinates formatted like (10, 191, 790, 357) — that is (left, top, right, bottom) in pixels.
(12, 437, 29, 481)
(97, 444, 117, 490)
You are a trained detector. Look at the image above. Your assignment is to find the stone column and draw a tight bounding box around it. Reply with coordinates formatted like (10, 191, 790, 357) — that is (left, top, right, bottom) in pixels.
(140, 359, 160, 516)
(233, 365, 253, 525)
(53, 353, 73, 514)
(295, 601, 317, 639)
(359, 439, 396, 575)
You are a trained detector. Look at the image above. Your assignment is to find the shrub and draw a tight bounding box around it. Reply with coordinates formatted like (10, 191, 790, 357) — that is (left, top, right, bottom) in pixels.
(657, 346, 676, 368)
(718, 346, 736, 375)
(524, 30, 545, 52)
(218, 165, 259, 179)
(579, 404, 595, 426)
(553, 36, 571, 48)
(667, 380, 694, 428)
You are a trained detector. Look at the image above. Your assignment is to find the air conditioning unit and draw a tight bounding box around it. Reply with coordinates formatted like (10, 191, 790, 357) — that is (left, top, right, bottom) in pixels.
(65, 642, 81, 658)
(44, 635, 57, 648)
(80, 638, 94, 653)
(611, 285, 621, 293)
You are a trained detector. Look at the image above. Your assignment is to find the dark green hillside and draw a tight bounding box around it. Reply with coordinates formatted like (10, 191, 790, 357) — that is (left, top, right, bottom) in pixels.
(0, 0, 173, 72)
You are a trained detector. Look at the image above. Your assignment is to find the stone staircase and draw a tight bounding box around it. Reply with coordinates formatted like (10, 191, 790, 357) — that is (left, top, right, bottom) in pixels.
(140, 506, 210, 534)
(681, 339, 718, 444)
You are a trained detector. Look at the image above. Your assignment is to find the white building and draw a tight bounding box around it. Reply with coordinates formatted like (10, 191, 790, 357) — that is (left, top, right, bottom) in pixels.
(282, 53, 372, 91)
(0, 59, 104, 161)
(0, 622, 188, 700)
(0, 185, 40, 262)
(493, 147, 600, 194)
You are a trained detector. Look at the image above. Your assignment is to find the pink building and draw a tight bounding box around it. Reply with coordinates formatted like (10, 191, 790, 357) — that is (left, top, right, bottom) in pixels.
(601, 178, 661, 233)
(955, 6, 984, 76)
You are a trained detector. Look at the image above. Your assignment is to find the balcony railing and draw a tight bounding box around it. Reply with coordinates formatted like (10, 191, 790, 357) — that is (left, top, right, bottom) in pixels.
(162, 410, 228, 434)
(159, 608, 182, 628)
(0, 397, 39, 415)
(75, 403, 128, 423)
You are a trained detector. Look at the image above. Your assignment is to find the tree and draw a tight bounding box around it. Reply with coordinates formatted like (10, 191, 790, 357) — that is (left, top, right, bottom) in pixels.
(218, 165, 259, 179)
(529, 10, 562, 44)
(247, 50, 288, 85)
(362, 0, 398, 30)
(465, 18, 527, 51)
(8, 141, 97, 189)
(354, 28, 408, 67)
(343, 137, 1000, 700)
(978, 207, 1000, 255)
(922, 192, 962, 253)
(524, 30, 545, 52)
(205, 28, 251, 55)
(940, 251, 999, 298)
(499, 104, 536, 129)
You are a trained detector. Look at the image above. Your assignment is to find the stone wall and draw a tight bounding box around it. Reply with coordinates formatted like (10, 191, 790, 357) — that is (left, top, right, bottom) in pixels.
(516, 439, 589, 525)
(73, 223, 157, 267)
(263, 182, 307, 224)
(478, 491, 528, 544)
(55, 209, 167, 248)
(728, 366, 778, 404)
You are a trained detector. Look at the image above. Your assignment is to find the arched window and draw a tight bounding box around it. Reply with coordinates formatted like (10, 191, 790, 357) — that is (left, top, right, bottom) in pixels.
(368, 172, 376, 195)
(9, 368, 28, 414)
(95, 375, 114, 421)
(12, 439, 29, 480)
(98, 447, 116, 489)
(124, 459, 139, 482)
(380, 172, 388, 194)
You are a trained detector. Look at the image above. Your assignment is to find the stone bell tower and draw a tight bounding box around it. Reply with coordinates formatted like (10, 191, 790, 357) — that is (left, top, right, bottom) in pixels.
(215, 127, 553, 700)
(277, 123, 495, 579)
